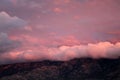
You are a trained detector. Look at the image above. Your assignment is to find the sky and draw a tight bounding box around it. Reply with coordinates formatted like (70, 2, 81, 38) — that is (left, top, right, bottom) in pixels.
(0, 0, 120, 64)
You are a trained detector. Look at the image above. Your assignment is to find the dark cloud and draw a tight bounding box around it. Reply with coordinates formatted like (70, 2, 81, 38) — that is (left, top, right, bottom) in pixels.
(0, 11, 26, 32)
(0, 33, 20, 53)
(0, 11, 24, 54)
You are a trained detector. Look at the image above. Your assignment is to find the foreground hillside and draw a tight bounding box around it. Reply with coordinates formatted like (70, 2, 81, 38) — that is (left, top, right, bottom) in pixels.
(0, 58, 120, 80)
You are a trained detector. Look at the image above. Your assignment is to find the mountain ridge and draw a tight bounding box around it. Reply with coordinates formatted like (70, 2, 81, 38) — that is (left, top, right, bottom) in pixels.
(0, 58, 120, 80)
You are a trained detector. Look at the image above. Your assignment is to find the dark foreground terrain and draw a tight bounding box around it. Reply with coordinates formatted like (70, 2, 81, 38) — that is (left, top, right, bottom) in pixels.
(0, 58, 120, 80)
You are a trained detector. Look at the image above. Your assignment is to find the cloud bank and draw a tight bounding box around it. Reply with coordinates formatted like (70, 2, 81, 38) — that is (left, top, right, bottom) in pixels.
(0, 42, 120, 64)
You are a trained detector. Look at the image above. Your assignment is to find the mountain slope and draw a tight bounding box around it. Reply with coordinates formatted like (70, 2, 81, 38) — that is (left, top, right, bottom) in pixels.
(0, 58, 120, 80)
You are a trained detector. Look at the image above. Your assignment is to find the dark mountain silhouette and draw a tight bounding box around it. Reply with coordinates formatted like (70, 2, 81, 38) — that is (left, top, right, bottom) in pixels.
(0, 58, 120, 80)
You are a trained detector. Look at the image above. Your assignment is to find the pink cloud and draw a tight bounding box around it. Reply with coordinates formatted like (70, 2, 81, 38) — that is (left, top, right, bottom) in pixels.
(0, 41, 120, 64)
(0, 0, 120, 64)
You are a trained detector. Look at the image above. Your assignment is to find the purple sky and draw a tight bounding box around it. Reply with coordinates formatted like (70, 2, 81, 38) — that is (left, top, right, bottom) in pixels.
(0, 0, 120, 64)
